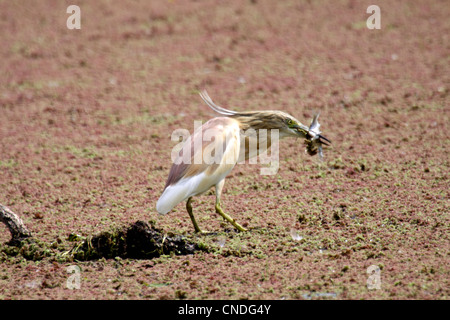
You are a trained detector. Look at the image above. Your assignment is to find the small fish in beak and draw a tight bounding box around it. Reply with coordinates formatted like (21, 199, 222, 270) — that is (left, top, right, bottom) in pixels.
(305, 113, 331, 159)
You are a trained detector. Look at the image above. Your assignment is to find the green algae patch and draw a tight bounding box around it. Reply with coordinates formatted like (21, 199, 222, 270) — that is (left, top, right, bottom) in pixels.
(1, 238, 53, 261)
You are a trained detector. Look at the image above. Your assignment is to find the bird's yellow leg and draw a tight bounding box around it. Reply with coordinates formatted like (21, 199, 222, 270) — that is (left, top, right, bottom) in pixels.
(215, 202, 248, 232)
(215, 180, 248, 232)
(186, 197, 205, 233)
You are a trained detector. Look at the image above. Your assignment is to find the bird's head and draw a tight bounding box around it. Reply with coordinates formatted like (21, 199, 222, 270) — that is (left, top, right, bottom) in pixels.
(199, 90, 331, 156)
(279, 112, 313, 138)
(233, 110, 330, 145)
(280, 112, 330, 145)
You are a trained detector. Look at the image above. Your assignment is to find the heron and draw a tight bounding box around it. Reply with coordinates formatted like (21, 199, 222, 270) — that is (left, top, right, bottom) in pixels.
(156, 90, 330, 233)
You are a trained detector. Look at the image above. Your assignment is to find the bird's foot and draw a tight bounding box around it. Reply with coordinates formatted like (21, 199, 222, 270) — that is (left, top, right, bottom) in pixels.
(215, 204, 248, 232)
(234, 224, 248, 232)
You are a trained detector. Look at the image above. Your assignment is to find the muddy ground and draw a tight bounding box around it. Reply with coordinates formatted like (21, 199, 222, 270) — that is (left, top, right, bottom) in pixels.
(0, 0, 448, 300)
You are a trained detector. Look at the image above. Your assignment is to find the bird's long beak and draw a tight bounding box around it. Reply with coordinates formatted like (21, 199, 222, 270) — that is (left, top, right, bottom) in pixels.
(293, 124, 310, 138)
(317, 134, 331, 146)
(293, 124, 330, 146)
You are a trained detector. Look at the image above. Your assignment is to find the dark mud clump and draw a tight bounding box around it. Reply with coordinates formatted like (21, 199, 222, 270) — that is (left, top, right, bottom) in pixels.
(71, 221, 200, 260)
